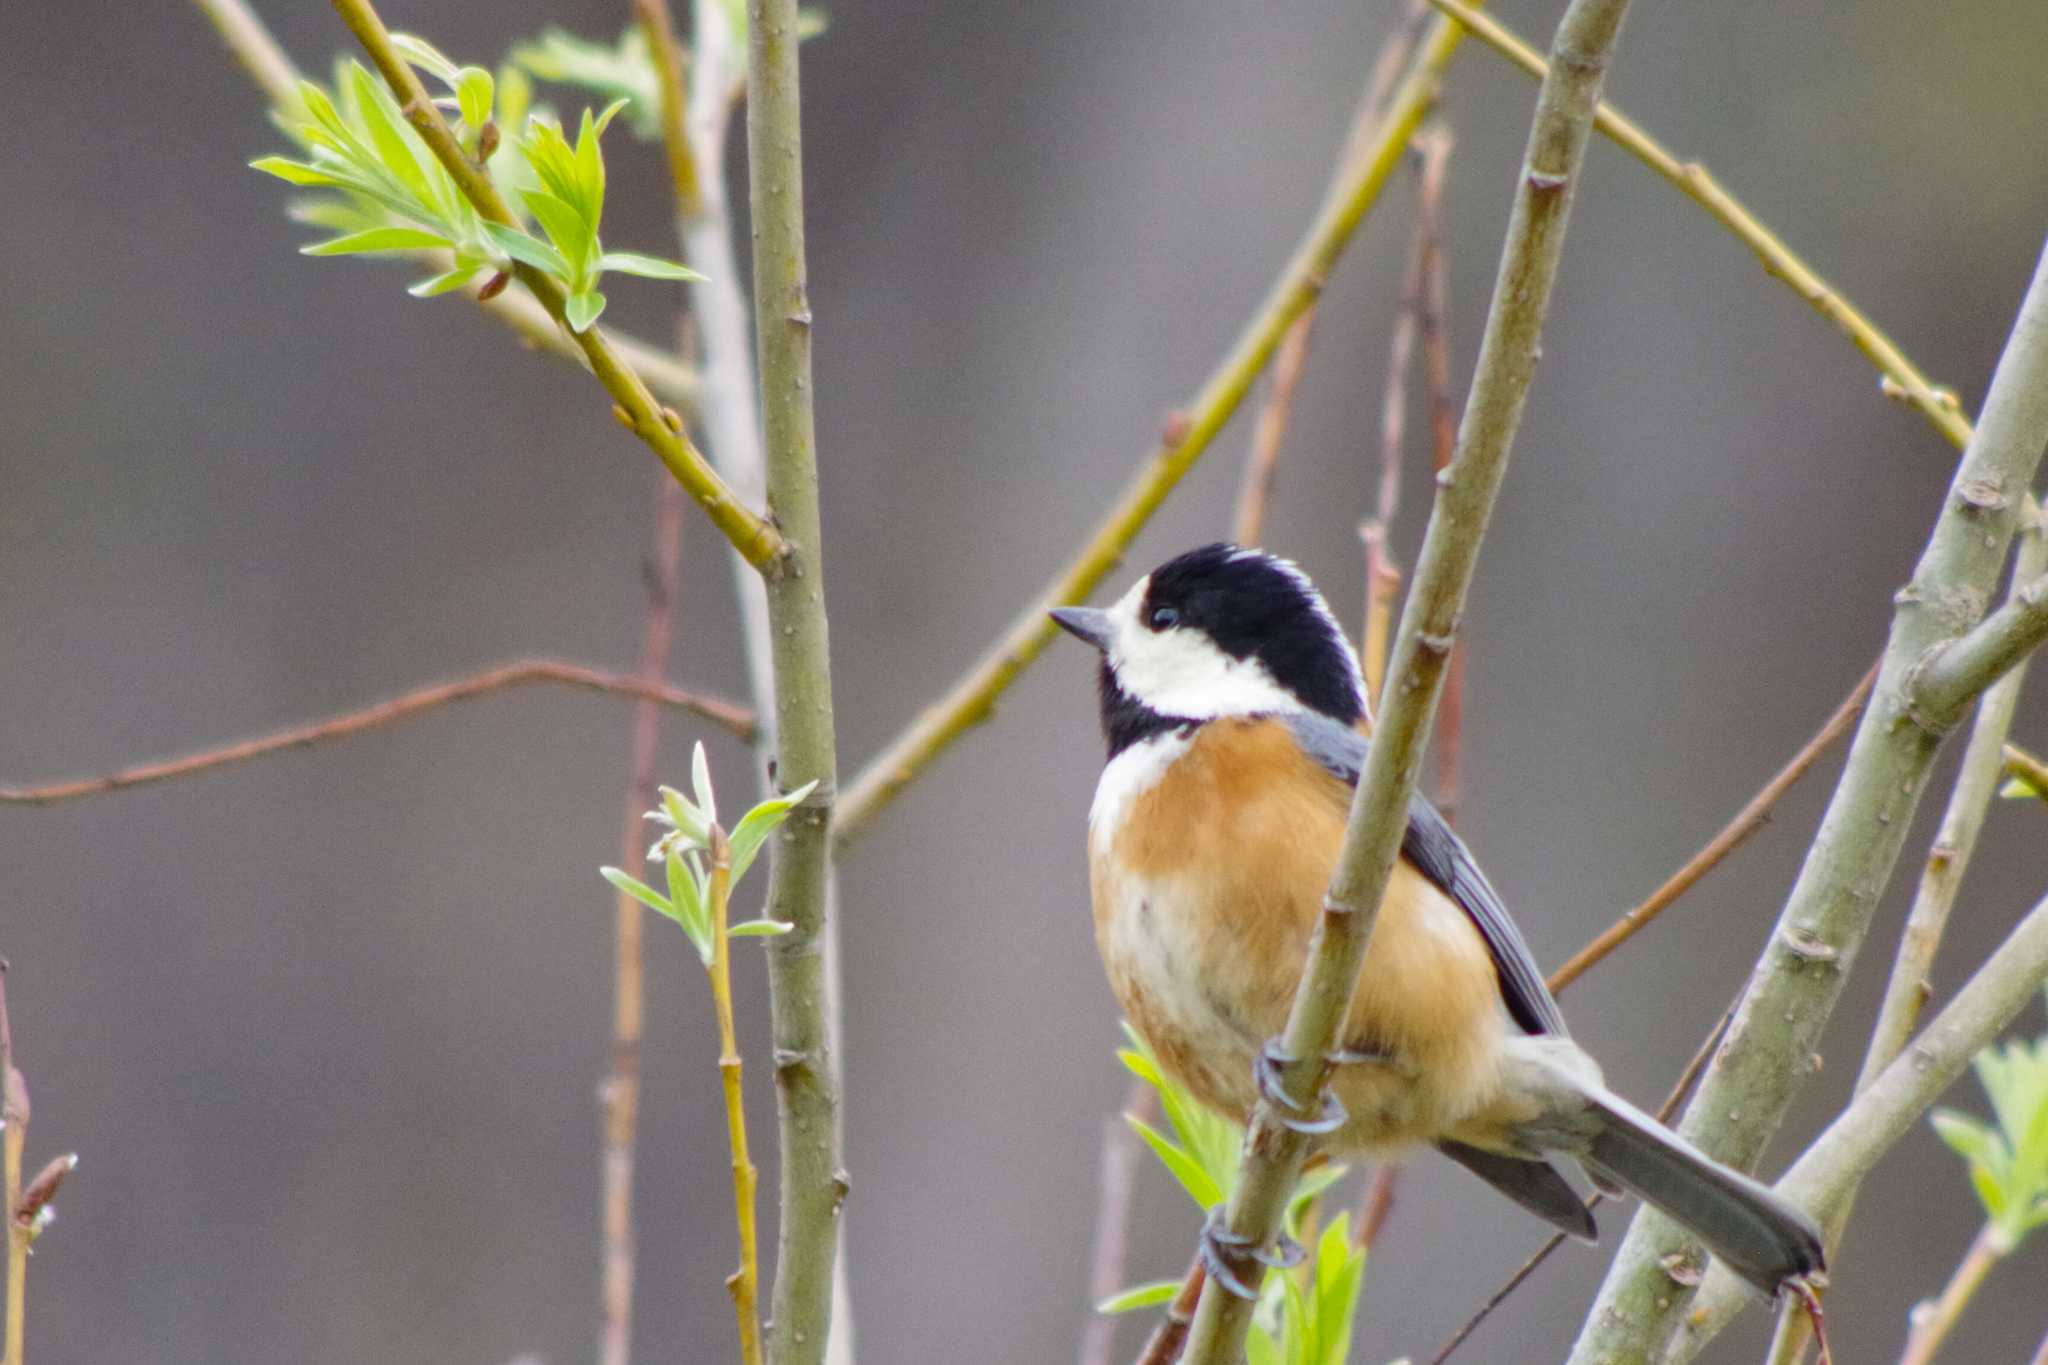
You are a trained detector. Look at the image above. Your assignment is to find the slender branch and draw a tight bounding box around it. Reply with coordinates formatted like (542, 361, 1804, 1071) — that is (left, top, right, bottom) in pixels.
(1896, 1221, 2006, 1365)
(1426, 0, 1975, 454)
(1666, 886, 2048, 1358)
(1181, 3, 1637, 1358)
(1231, 314, 1316, 549)
(1, 966, 24, 1365)
(327, 0, 785, 568)
(1546, 661, 1876, 992)
(0, 659, 753, 806)
(1415, 128, 1463, 818)
(702, 828, 767, 1365)
(1079, 1082, 1152, 1365)
(833, 13, 1478, 847)
(633, 0, 703, 221)
(2006, 742, 2048, 801)
(185, 0, 701, 415)
(1913, 567, 2048, 729)
(1567, 229, 2048, 1365)
(1133, 1259, 1205, 1365)
(1765, 519, 2047, 1365)
(741, 2, 844, 1362)
(599, 481, 686, 1365)
(1428, 1002, 1732, 1365)
(1355, 1162, 1402, 1250)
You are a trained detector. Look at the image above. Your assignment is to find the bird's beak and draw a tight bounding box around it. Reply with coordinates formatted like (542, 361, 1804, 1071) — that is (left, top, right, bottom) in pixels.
(1049, 606, 1114, 652)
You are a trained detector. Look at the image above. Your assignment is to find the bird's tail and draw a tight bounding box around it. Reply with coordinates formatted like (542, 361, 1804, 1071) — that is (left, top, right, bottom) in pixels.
(1577, 1086, 1825, 1297)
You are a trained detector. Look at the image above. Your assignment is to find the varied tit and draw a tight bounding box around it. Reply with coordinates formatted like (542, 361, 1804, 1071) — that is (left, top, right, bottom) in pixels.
(1050, 543, 1823, 1299)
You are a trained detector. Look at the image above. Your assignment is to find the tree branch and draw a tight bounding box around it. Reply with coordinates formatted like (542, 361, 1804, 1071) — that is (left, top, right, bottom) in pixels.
(1077, 1081, 1151, 1365)
(741, 1, 844, 1362)
(1912, 565, 2048, 730)
(0, 659, 752, 806)
(1, 967, 24, 1365)
(1231, 313, 1316, 550)
(328, 0, 785, 568)
(832, 11, 1479, 847)
(1546, 661, 1876, 992)
(1179, 1, 1638, 1357)
(1426, 0, 1975, 454)
(1566, 229, 2048, 1365)
(1665, 885, 2048, 1358)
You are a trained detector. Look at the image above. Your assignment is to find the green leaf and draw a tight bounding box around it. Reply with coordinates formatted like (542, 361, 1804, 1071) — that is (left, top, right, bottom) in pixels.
(728, 919, 794, 938)
(1095, 1280, 1182, 1314)
(251, 155, 341, 187)
(1932, 1109, 2000, 1170)
(657, 784, 710, 847)
(600, 250, 704, 281)
(521, 190, 595, 282)
(1244, 1324, 1283, 1365)
(483, 221, 572, 280)
(302, 226, 453, 256)
(798, 7, 830, 40)
(1127, 1114, 1225, 1211)
(408, 265, 485, 297)
(348, 64, 437, 211)
(390, 33, 460, 84)
(573, 105, 612, 232)
(601, 865, 673, 918)
(666, 849, 712, 962)
(729, 779, 820, 884)
(565, 289, 607, 333)
(456, 67, 495, 131)
(690, 740, 719, 829)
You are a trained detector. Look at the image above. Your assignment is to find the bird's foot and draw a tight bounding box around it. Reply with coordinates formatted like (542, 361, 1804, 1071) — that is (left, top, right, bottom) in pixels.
(1254, 1038, 1347, 1135)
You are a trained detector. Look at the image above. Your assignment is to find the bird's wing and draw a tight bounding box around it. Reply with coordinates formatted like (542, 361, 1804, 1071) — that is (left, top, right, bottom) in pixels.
(1284, 712, 1569, 1037)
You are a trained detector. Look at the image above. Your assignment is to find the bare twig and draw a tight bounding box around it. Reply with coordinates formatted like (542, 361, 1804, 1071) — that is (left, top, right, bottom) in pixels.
(1426, 0, 1975, 454)
(1355, 1163, 1401, 1250)
(1912, 568, 2048, 729)
(1231, 314, 1316, 549)
(0, 659, 753, 806)
(1427, 1003, 1731, 1365)
(599, 481, 686, 1365)
(1180, 3, 1638, 1358)
(1132, 1259, 1205, 1365)
(328, 0, 785, 568)
(1079, 1082, 1153, 1365)
(2006, 742, 2048, 800)
(704, 827, 767, 1365)
(1667, 886, 2048, 1358)
(2, 965, 23, 1365)
(1896, 1221, 2006, 1365)
(1546, 661, 1877, 992)
(1569, 229, 2048, 1365)
(833, 15, 1477, 847)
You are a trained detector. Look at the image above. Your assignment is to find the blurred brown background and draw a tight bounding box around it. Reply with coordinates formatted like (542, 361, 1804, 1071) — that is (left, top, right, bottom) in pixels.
(7, 2, 2048, 1362)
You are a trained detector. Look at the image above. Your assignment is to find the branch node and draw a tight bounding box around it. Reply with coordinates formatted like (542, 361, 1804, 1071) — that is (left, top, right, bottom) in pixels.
(1526, 168, 1570, 192)
(1955, 476, 2009, 513)
(1778, 925, 1839, 965)
(1658, 1250, 1705, 1287)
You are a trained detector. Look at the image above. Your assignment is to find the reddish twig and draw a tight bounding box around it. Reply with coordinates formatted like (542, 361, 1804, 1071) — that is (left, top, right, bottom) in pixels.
(2, 963, 28, 1365)
(600, 479, 688, 1365)
(1426, 1005, 1733, 1365)
(1132, 1259, 1205, 1365)
(1546, 661, 1877, 993)
(1081, 1081, 1155, 1365)
(0, 659, 754, 806)
(1231, 314, 1317, 549)
(1356, 1162, 1403, 1250)
(1414, 127, 1463, 819)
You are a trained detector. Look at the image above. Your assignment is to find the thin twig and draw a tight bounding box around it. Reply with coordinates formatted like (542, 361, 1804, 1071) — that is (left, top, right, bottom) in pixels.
(1079, 1082, 1153, 1365)
(1667, 885, 2048, 1358)
(1912, 568, 2048, 729)
(2005, 742, 2048, 800)
(1132, 1259, 1205, 1365)
(327, 0, 785, 568)
(1416, 129, 1462, 817)
(0, 659, 753, 806)
(1426, 1003, 1731, 1365)
(1896, 1221, 2006, 1365)
(1231, 314, 1316, 549)
(1547, 661, 1877, 992)
(1426, 0, 1975, 454)
(1355, 1163, 1401, 1250)
(1180, 3, 1638, 1358)
(741, 2, 846, 1361)
(833, 16, 1478, 847)
(705, 827, 767, 1365)
(1568, 229, 2048, 1365)
(599, 480, 686, 1365)
(185, 0, 701, 415)
(1, 965, 23, 1365)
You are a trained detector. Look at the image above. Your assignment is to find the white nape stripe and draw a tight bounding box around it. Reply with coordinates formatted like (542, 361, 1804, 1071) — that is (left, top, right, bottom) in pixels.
(1089, 729, 1193, 840)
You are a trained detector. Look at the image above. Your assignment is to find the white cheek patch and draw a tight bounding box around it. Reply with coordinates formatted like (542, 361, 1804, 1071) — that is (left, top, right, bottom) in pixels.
(1102, 578, 1305, 720)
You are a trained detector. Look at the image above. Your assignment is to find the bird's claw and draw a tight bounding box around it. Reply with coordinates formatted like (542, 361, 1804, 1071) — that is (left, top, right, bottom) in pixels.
(1197, 1209, 1264, 1301)
(1254, 1038, 1348, 1135)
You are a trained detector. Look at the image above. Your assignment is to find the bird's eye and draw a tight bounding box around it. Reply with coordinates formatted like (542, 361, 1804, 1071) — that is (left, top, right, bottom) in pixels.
(1149, 606, 1180, 630)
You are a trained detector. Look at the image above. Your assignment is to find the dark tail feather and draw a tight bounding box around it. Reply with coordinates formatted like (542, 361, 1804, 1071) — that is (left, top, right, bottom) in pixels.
(1436, 1141, 1597, 1243)
(1579, 1089, 1825, 1297)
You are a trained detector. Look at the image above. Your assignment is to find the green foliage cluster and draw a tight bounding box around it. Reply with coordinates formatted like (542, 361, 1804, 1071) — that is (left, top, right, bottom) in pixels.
(1932, 991, 2048, 1251)
(1104, 1029, 1368, 1365)
(252, 32, 697, 333)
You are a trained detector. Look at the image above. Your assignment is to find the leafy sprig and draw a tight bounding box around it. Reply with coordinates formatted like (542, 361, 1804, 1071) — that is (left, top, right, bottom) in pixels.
(252, 33, 699, 330)
(1931, 990, 2048, 1250)
(601, 742, 816, 963)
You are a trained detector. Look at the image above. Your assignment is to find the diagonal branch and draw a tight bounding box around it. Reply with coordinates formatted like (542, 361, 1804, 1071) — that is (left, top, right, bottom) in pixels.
(832, 13, 1479, 847)
(0, 660, 753, 806)
(328, 0, 785, 568)
(1566, 228, 2048, 1365)
(1179, 1, 1639, 1358)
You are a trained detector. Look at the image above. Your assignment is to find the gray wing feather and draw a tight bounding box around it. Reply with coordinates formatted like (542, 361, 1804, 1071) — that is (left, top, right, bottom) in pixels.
(1284, 712, 1568, 1037)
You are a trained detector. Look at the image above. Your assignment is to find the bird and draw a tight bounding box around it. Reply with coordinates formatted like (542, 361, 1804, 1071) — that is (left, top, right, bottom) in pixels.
(1050, 541, 1824, 1300)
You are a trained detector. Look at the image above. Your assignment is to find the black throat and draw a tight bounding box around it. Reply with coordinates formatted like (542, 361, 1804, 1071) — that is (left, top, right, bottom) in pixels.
(1096, 659, 1199, 758)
